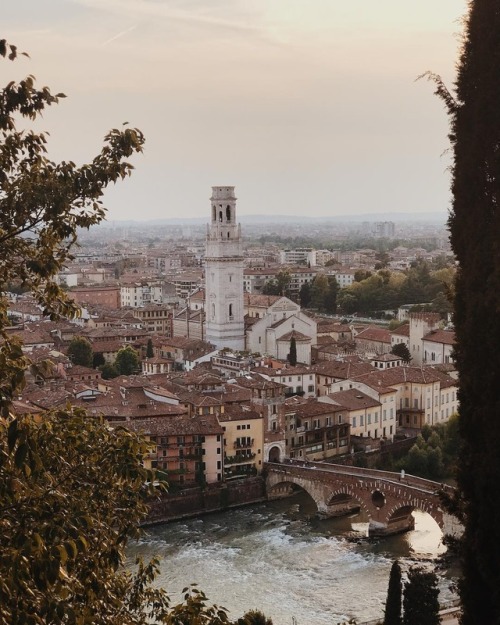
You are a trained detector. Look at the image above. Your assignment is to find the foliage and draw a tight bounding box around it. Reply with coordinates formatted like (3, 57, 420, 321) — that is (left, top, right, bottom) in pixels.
(310, 274, 338, 313)
(235, 610, 273, 625)
(288, 336, 297, 366)
(378, 416, 459, 480)
(390, 343, 412, 364)
(0, 39, 144, 414)
(384, 560, 402, 625)
(115, 346, 140, 375)
(402, 567, 440, 625)
(0, 408, 173, 625)
(299, 282, 312, 308)
(146, 338, 154, 359)
(336, 262, 455, 316)
(262, 271, 291, 298)
(93, 352, 105, 368)
(100, 362, 120, 379)
(67, 336, 93, 368)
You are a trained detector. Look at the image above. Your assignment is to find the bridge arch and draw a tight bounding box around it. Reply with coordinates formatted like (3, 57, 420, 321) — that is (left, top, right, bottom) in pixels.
(267, 478, 325, 514)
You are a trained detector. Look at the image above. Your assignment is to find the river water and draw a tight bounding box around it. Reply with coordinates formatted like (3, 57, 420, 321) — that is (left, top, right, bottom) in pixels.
(128, 492, 458, 625)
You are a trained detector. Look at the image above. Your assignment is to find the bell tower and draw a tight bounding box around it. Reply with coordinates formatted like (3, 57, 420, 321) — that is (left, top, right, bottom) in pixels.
(205, 186, 245, 351)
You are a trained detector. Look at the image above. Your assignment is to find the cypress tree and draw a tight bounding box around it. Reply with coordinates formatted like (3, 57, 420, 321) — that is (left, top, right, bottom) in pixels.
(288, 335, 297, 366)
(402, 567, 440, 625)
(429, 2, 500, 622)
(146, 337, 154, 358)
(384, 560, 402, 625)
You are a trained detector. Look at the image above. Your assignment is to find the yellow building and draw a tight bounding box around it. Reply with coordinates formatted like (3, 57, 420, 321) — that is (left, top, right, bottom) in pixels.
(218, 404, 264, 478)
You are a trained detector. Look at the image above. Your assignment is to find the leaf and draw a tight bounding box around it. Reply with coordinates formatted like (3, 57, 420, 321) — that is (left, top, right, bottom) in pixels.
(8, 418, 18, 451)
(14, 442, 28, 468)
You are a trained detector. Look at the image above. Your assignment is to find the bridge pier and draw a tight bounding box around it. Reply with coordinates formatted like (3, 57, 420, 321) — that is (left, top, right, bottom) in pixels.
(369, 514, 415, 537)
(318, 502, 361, 518)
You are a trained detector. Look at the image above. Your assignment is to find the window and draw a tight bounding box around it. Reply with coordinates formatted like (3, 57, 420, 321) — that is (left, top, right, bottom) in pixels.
(352, 417, 357, 428)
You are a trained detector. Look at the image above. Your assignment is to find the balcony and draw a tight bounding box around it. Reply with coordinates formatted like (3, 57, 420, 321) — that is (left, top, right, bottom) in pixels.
(234, 439, 254, 449)
(225, 453, 256, 465)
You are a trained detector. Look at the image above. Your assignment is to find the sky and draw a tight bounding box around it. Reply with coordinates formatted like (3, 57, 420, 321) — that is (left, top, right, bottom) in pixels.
(4, 1, 467, 221)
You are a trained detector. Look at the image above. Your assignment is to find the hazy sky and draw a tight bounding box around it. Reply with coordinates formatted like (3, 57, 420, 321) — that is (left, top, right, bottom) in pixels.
(5, 1, 466, 221)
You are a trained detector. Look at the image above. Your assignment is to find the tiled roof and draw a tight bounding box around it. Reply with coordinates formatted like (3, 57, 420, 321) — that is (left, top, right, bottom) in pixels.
(422, 329, 455, 345)
(326, 388, 381, 411)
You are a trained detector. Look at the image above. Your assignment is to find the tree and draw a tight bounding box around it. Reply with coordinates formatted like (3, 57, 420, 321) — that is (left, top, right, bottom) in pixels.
(288, 336, 297, 366)
(324, 276, 339, 314)
(310, 274, 329, 310)
(100, 362, 120, 379)
(262, 280, 280, 296)
(0, 408, 173, 625)
(0, 40, 144, 413)
(115, 346, 140, 375)
(426, 2, 500, 621)
(93, 352, 105, 368)
(402, 567, 440, 625)
(235, 610, 273, 625)
(299, 282, 312, 308)
(146, 338, 154, 358)
(390, 343, 412, 364)
(384, 560, 402, 625)
(67, 336, 93, 368)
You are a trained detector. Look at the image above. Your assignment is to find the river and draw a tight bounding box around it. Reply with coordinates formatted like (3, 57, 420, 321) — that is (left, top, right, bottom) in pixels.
(128, 492, 458, 624)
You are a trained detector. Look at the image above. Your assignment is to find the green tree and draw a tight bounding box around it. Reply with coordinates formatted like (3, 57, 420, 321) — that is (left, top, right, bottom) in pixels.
(93, 352, 105, 368)
(100, 362, 120, 379)
(299, 282, 312, 308)
(288, 336, 297, 366)
(67, 336, 93, 368)
(0, 40, 144, 413)
(324, 276, 339, 314)
(402, 567, 440, 625)
(426, 2, 500, 621)
(262, 280, 280, 296)
(146, 338, 154, 358)
(384, 560, 402, 625)
(115, 346, 140, 375)
(390, 343, 412, 364)
(310, 274, 329, 310)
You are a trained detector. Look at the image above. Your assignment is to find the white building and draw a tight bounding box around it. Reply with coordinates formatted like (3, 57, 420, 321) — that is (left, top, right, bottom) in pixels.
(205, 187, 245, 351)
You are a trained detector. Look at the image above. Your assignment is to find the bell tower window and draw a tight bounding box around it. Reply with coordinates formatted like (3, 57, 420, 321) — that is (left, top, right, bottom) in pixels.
(226, 205, 231, 221)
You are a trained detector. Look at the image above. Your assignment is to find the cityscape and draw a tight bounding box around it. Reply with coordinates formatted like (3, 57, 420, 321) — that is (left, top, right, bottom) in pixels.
(2, 1, 498, 624)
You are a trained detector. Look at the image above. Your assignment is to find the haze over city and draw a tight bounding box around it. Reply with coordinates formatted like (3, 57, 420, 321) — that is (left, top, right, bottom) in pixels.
(5, 0, 466, 222)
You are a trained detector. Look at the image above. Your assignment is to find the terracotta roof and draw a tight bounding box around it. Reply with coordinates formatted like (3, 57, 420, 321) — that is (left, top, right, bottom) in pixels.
(422, 329, 455, 345)
(277, 329, 311, 342)
(218, 405, 261, 422)
(115, 413, 223, 436)
(354, 326, 392, 344)
(243, 293, 282, 307)
(326, 388, 381, 411)
(391, 323, 410, 337)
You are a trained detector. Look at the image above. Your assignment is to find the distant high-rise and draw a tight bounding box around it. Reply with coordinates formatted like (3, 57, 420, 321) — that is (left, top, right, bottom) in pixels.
(205, 187, 245, 351)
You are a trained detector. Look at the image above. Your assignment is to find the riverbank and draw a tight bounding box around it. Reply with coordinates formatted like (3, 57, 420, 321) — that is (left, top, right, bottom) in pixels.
(145, 476, 267, 525)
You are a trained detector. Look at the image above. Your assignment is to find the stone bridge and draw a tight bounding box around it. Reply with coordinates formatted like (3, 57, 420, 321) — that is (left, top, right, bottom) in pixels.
(265, 461, 463, 537)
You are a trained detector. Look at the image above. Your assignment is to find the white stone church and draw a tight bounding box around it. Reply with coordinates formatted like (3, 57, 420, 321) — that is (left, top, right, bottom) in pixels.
(204, 187, 317, 364)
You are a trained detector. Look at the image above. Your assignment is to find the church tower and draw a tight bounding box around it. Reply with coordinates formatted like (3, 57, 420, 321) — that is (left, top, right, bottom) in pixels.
(205, 186, 245, 351)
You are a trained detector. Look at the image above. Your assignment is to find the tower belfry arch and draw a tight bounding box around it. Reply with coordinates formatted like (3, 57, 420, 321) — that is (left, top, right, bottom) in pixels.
(205, 186, 245, 351)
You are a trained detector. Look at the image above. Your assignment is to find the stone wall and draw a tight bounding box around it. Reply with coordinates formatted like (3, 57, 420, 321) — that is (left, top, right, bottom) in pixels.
(145, 477, 266, 525)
